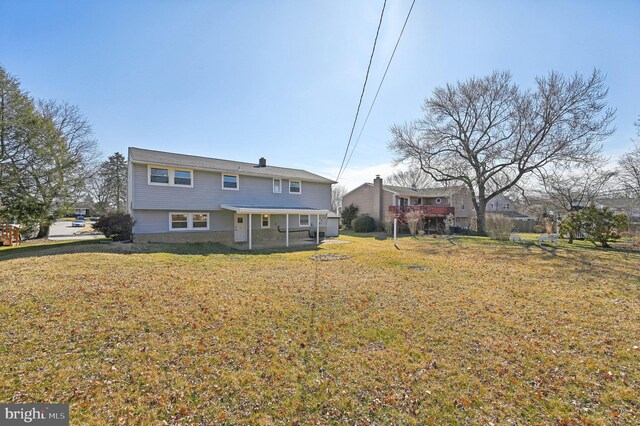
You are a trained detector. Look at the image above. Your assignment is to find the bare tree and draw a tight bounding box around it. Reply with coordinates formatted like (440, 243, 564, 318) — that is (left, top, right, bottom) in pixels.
(388, 70, 614, 234)
(331, 184, 346, 212)
(386, 164, 433, 188)
(538, 160, 616, 212)
(618, 118, 640, 198)
(37, 100, 101, 178)
(85, 169, 111, 215)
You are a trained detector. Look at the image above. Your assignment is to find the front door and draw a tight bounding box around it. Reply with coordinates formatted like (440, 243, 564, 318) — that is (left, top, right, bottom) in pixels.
(234, 214, 247, 242)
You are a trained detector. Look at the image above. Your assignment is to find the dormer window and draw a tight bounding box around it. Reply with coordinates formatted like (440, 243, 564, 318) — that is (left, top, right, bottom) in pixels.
(289, 180, 301, 194)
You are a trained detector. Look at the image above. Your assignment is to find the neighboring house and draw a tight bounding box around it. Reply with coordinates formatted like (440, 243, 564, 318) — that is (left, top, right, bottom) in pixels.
(67, 203, 92, 217)
(341, 175, 474, 231)
(485, 195, 514, 213)
(127, 147, 335, 248)
(484, 195, 536, 221)
(595, 198, 640, 222)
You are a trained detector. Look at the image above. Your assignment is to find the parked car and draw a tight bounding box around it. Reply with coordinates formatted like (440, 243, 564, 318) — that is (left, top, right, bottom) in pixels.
(72, 219, 85, 227)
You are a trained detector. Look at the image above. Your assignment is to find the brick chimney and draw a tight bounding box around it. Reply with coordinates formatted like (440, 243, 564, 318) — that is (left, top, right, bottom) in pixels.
(258, 157, 267, 167)
(373, 175, 384, 225)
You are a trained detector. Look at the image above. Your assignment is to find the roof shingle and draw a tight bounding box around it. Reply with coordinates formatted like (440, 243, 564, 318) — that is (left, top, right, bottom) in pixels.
(128, 147, 336, 184)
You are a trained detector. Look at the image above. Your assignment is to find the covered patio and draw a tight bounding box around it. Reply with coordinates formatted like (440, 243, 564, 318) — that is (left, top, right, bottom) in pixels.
(220, 204, 331, 250)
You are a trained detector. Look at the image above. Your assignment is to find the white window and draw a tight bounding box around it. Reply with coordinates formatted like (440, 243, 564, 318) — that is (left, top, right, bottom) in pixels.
(170, 213, 188, 229)
(174, 170, 192, 186)
(169, 213, 209, 231)
(222, 174, 239, 190)
(289, 180, 301, 194)
(148, 166, 193, 187)
(192, 213, 209, 228)
(273, 179, 281, 193)
(150, 167, 169, 184)
(261, 214, 270, 228)
(299, 214, 310, 227)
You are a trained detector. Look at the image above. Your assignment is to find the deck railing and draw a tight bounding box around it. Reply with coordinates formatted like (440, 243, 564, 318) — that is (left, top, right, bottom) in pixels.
(0, 224, 20, 246)
(388, 205, 455, 217)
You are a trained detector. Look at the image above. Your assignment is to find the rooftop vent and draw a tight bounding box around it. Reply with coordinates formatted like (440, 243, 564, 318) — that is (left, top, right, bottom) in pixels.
(258, 157, 267, 167)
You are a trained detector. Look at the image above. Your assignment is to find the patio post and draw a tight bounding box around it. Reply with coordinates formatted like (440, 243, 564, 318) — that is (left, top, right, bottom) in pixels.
(316, 214, 320, 244)
(286, 214, 289, 247)
(248, 213, 252, 250)
(393, 217, 397, 246)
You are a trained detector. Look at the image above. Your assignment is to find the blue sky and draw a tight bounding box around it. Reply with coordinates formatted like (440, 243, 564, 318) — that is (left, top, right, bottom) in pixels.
(1, 0, 639, 190)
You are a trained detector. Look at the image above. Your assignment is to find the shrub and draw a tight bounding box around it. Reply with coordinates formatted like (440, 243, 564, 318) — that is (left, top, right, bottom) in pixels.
(543, 217, 555, 233)
(352, 215, 376, 233)
(92, 213, 133, 241)
(533, 224, 546, 234)
(382, 211, 395, 234)
(341, 204, 358, 229)
(405, 210, 422, 236)
(577, 204, 628, 248)
(485, 214, 513, 240)
(559, 211, 583, 244)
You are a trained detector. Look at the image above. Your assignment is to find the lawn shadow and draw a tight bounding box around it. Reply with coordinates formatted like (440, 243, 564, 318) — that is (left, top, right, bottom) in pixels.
(0, 239, 321, 261)
(340, 230, 392, 239)
(503, 241, 640, 283)
(414, 235, 640, 284)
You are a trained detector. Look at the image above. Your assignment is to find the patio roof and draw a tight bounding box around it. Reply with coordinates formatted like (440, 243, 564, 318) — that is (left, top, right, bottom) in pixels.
(220, 204, 329, 250)
(220, 204, 331, 215)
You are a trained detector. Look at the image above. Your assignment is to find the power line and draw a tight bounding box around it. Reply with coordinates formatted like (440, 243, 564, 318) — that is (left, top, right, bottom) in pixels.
(339, 0, 417, 181)
(335, 0, 387, 182)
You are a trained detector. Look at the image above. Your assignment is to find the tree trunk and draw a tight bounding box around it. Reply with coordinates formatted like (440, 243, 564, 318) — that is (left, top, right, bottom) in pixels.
(476, 198, 487, 236)
(36, 224, 50, 239)
(568, 232, 574, 244)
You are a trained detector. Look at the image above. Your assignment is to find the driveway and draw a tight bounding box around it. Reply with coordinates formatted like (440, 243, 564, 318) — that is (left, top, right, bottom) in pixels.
(48, 220, 104, 241)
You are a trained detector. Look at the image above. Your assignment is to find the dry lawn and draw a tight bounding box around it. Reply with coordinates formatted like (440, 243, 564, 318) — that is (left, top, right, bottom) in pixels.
(1, 234, 639, 424)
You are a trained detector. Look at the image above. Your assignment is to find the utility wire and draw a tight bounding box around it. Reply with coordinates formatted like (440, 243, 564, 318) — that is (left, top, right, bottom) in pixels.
(339, 0, 417, 181)
(335, 0, 387, 182)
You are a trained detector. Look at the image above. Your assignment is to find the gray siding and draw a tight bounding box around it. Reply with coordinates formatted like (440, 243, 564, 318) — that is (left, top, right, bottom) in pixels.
(132, 210, 324, 234)
(131, 163, 331, 211)
(248, 213, 321, 231)
(132, 209, 234, 234)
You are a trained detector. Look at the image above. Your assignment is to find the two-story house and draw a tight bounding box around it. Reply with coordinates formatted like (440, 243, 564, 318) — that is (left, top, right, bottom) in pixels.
(341, 175, 474, 231)
(483, 194, 537, 222)
(127, 148, 336, 248)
